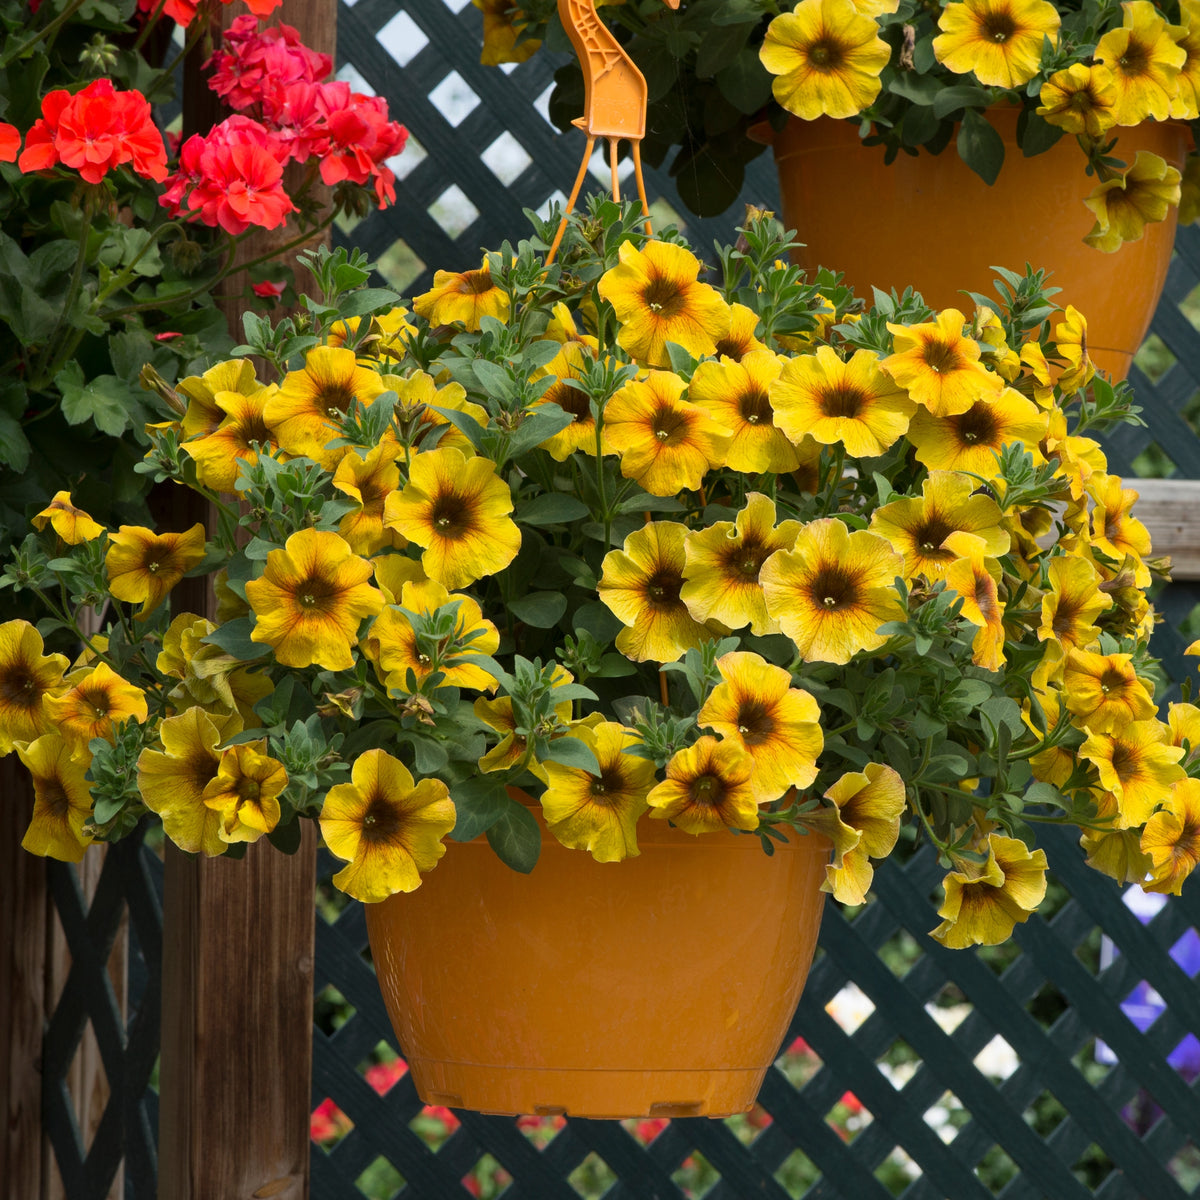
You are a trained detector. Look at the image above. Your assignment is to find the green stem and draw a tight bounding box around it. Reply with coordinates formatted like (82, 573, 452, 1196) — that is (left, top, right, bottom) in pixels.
(30, 189, 96, 388)
(0, 0, 88, 65)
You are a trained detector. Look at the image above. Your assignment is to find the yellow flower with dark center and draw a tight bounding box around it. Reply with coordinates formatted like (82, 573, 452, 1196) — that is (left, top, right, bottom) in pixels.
(474, 665, 575, 778)
(882, 309, 1003, 418)
(532, 340, 601, 461)
(1171, 0, 1200, 117)
(869, 471, 1009, 581)
(327, 307, 417, 362)
(383, 372, 487, 461)
(1089, 473, 1152, 585)
(105, 522, 206, 618)
(245, 528, 384, 670)
(17, 734, 94, 862)
(1037, 63, 1119, 137)
(603, 371, 731, 495)
(1095, 0, 1186, 125)
(713, 303, 769, 362)
(682, 492, 802, 635)
(770, 345, 915, 458)
(597, 239, 731, 368)
(1079, 719, 1185, 826)
(44, 662, 149, 751)
(183, 385, 280, 494)
(202, 741, 288, 843)
(0, 620, 69, 754)
(688, 351, 800, 473)
(156, 612, 272, 726)
(1063, 649, 1156, 733)
(942, 531, 1007, 671)
(137, 706, 236, 856)
(320, 749, 457, 902)
(760, 0, 890, 119)
(933, 0, 1060, 88)
(1084, 151, 1182, 253)
(32, 491, 105, 544)
(760, 518, 904, 665)
(1038, 554, 1112, 650)
(698, 650, 823, 803)
(383, 446, 520, 589)
(365, 578, 500, 694)
(906, 388, 1048, 478)
(647, 736, 759, 834)
(412, 256, 511, 331)
(474, 0, 541, 64)
(372, 554, 427, 604)
(539, 722, 656, 862)
(1169, 701, 1200, 759)
(1142, 777, 1200, 894)
(1045, 410, 1106, 501)
(333, 442, 407, 556)
(1080, 788, 1153, 882)
(263, 346, 388, 469)
(1051, 306, 1095, 392)
(598, 522, 714, 663)
(931, 833, 1048, 948)
(178, 359, 260, 440)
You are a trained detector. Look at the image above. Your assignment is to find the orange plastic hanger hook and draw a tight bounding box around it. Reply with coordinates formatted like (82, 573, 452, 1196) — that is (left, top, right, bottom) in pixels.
(545, 0, 680, 265)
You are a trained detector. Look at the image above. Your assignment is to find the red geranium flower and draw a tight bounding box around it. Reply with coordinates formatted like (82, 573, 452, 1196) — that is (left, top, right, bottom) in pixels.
(251, 279, 286, 299)
(207, 16, 331, 111)
(0, 123, 18, 162)
(316, 84, 407, 206)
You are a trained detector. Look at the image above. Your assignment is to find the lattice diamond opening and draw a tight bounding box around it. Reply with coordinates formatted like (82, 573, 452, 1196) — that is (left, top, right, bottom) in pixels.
(427, 70, 479, 126)
(378, 10, 429, 67)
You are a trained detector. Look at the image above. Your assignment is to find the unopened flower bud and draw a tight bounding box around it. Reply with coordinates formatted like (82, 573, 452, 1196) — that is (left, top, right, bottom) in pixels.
(140, 365, 186, 416)
(79, 34, 119, 74)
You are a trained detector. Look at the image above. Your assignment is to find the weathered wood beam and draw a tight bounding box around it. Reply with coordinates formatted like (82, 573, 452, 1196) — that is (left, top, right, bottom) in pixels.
(1123, 477, 1200, 581)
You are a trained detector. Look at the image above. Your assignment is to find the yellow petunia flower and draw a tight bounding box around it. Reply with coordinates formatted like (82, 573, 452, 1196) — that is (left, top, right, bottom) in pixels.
(412, 256, 511, 331)
(474, 664, 574, 778)
(942, 531, 1007, 672)
(1168, 701, 1200, 760)
(105, 522, 207, 618)
(1095, 0, 1186, 126)
(332, 442, 407, 557)
(603, 370, 731, 496)
(698, 650, 823, 804)
(1051, 306, 1096, 392)
(1088, 473, 1152, 585)
(383, 446, 520, 589)
(183, 385, 280, 494)
(372, 554, 427, 605)
(1079, 719, 1185, 827)
(474, 0, 541, 64)
(931, 833, 1048, 948)
(531, 340, 601, 461)
(906, 387, 1048, 479)
(1142, 777, 1200, 895)
(882, 308, 1004, 418)
(44, 662, 149, 751)
(245, 528, 384, 670)
(712, 302, 769, 362)
(1084, 151, 1182, 253)
(384, 371, 487, 461)
(682, 492, 801, 636)
(177, 359, 261, 440)
(647, 736, 760, 834)
(933, 0, 1060, 88)
(759, 0, 890, 120)
(32, 491, 105, 544)
(18, 733, 94, 861)
(0, 620, 69, 754)
(771, 345, 916, 457)
(760, 518, 904, 665)
(1080, 788, 1153, 883)
(1063, 648, 1156, 733)
(1037, 63, 1119, 137)
(598, 522, 714, 663)
(1038, 554, 1112, 651)
(320, 749, 457, 902)
(597, 239, 731, 369)
(538, 722, 656, 862)
(1170, 0, 1200, 118)
(202, 741, 288, 844)
(327, 307, 417, 362)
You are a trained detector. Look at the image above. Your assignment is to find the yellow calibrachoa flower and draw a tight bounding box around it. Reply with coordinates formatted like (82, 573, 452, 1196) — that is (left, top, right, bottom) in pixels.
(412, 255, 510, 331)
(474, 664, 575, 778)
(647, 736, 760, 834)
(383, 446, 521, 589)
(931, 833, 1048, 948)
(771, 345, 916, 457)
(1089, 474, 1152, 583)
(1095, 0, 1186, 125)
(759, 0, 890, 120)
(1063, 649, 1156, 733)
(760, 518, 904, 665)
(1080, 788, 1153, 883)
(245, 528, 384, 670)
(532, 340, 600, 461)
(598, 522, 713, 663)
(906, 388, 1047, 479)
(1038, 554, 1112, 651)
(712, 302, 769, 362)
(44, 662, 149, 750)
(474, 0, 541, 65)
(869, 471, 1008, 582)
(1079, 719, 1185, 826)
(105, 523, 207, 617)
(596, 239, 731, 368)
(332, 442, 407, 557)
(933, 0, 1060, 88)
(384, 371, 487, 460)
(1142, 777, 1200, 894)
(1037, 63, 1119, 137)
(372, 554, 427, 604)
(202, 742, 288, 843)
(320, 749, 457, 902)
(327, 307, 417, 361)
(539, 722, 656, 862)
(1171, 0, 1200, 117)
(698, 651, 822, 803)
(1169, 701, 1200, 759)
(178, 358, 261, 439)
(32, 491, 105, 544)
(688, 351, 800, 473)
(183, 385, 280, 493)
(18, 734, 94, 861)
(603, 371, 731, 496)
(1084, 151, 1182, 253)
(682, 492, 801, 635)
(1051, 306, 1095, 393)
(263, 346, 389, 469)
(0, 620, 69, 754)
(882, 309, 1003, 418)
(942, 532, 1007, 672)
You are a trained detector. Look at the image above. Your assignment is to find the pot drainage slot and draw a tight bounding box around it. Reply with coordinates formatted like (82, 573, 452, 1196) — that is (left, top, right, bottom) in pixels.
(533, 1105, 567, 1116)
(648, 1101, 704, 1118)
(424, 1091, 464, 1107)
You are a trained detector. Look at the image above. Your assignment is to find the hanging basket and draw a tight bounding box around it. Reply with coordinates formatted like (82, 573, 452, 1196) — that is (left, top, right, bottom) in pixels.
(765, 108, 1190, 380)
(366, 797, 830, 1119)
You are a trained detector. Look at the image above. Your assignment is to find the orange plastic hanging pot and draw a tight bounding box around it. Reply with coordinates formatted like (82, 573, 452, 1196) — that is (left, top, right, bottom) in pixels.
(765, 107, 1190, 380)
(366, 794, 830, 1118)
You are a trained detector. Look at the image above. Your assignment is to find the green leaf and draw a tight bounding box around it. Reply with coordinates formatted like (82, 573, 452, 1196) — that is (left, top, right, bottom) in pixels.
(1023, 781, 1068, 810)
(505, 407, 574, 458)
(695, 22, 754, 77)
(933, 85, 994, 119)
(1017, 109, 1065, 157)
(508, 592, 568, 629)
(980, 695, 1025, 738)
(337, 288, 401, 319)
(473, 359, 516, 401)
(56, 371, 141, 437)
(267, 818, 304, 854)
(517, 493, 589, 526)
(429, 404, 487, 450)
(450, 776, 512, 841)
(202, 617, 270, 662)
(888, 73, 943, 105)
(486, 799, 541, 873)
(715, 48, 774, 114)
(542, 735, 602, 776)
(412, 735, 448, 774)
(956, 109, 1005, 184)
(0, 411, 29, 472)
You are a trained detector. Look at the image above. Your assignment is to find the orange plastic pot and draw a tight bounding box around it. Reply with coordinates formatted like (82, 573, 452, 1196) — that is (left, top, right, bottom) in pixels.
(366, 799, 829, 1118)
(767, 107, 1190, 380)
